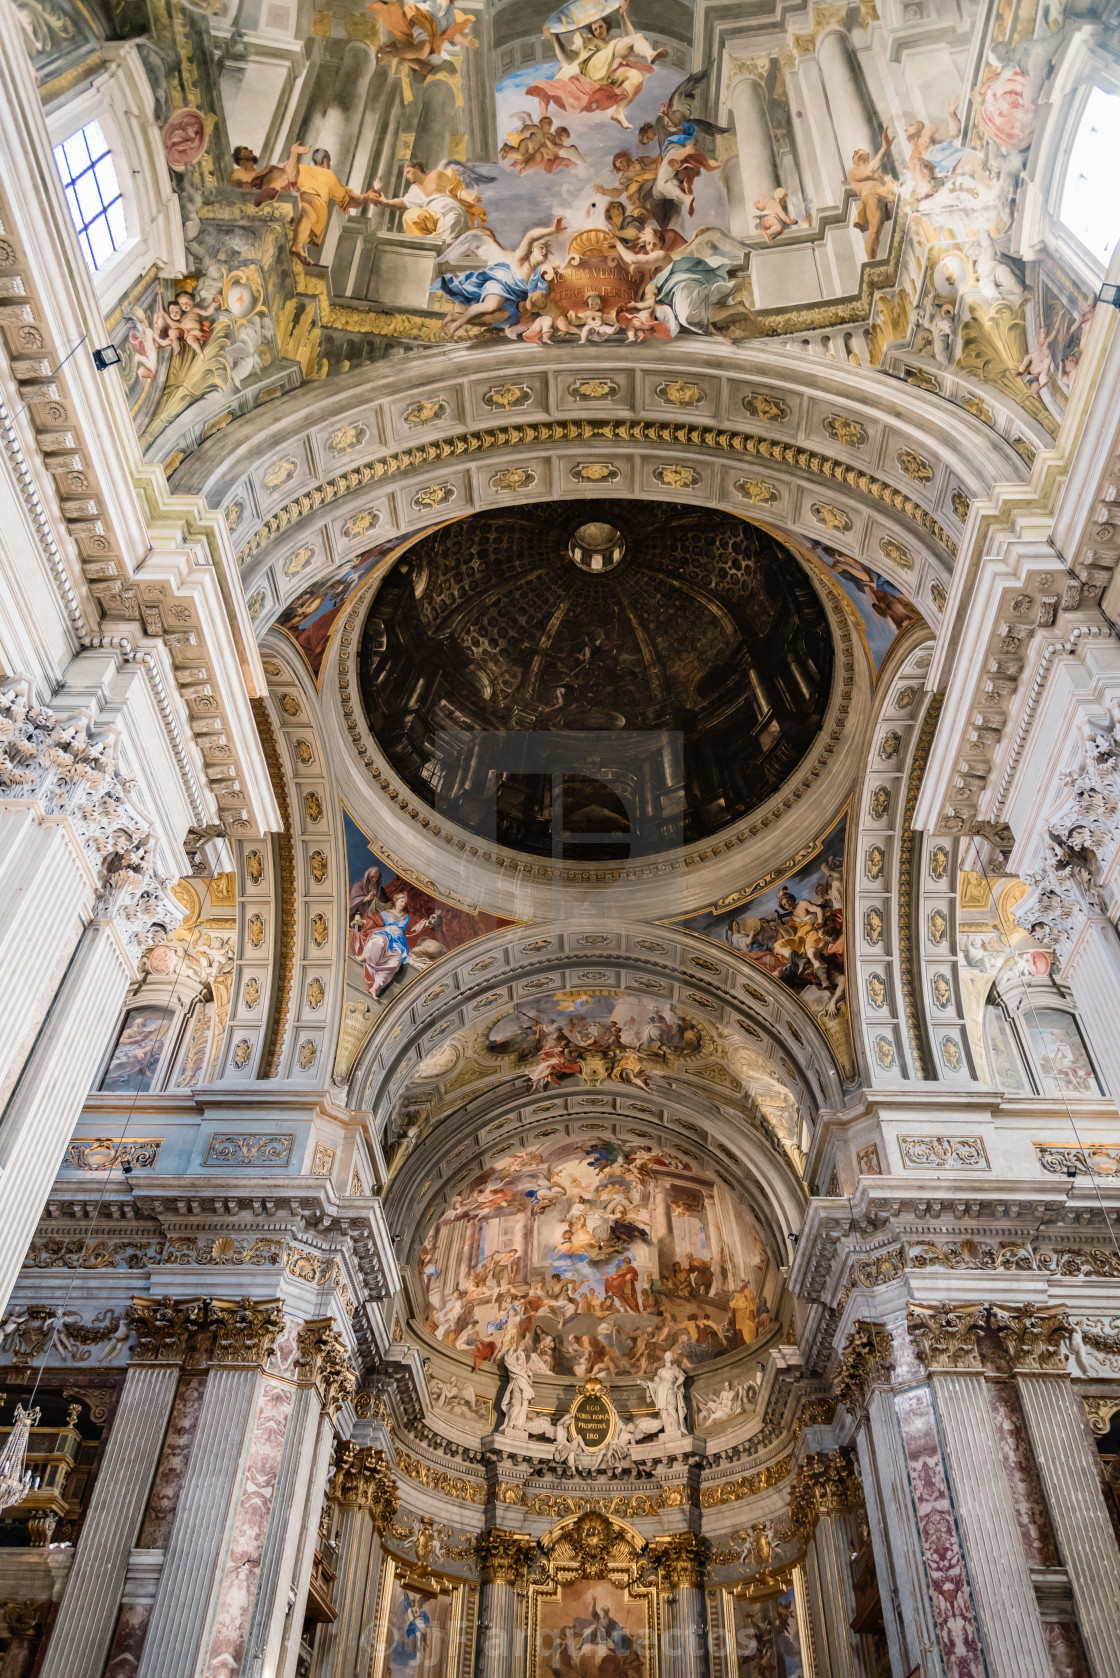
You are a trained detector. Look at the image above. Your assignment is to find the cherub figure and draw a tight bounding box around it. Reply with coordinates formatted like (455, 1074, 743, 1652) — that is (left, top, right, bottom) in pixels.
(576, 292, 619, 342)
(905, 96, 993, 198)
(754, 188, 798, 243)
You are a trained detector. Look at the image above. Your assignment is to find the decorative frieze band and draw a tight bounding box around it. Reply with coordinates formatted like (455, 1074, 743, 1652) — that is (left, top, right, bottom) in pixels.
(898, 1135, 990, 1170)
(202, 1132, 295, 1166)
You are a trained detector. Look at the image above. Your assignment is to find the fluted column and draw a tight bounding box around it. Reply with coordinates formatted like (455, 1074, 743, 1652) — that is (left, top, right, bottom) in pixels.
(316, 1443, 400, 1678)
(0, 917, 132, 1311)
(993, 1305, 1120, 1677)
(277, 1412, 336, 1678)
(817, 31, 881, 173)
(727, 78, 781, 241)
(317, 40, 376, 184)
(38, 1303, 201, 1678)
(477, 1533, 531, 1678)
(135, 1301, 287, 1678)
(656, 1535, 708, 1678)
(791, 1453, 875, 1678)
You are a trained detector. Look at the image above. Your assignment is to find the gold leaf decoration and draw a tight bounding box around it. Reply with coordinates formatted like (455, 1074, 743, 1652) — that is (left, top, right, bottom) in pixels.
(248, 912, 265, 947)
(309, 850, 328, 883)
(812, 502, 851, 533)
(735, 478, 779, 504)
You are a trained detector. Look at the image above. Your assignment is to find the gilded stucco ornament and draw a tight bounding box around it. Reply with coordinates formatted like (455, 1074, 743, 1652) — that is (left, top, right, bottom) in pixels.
(787, 1449, 862, 1543)
(296, 1317, 357, 1417)
(328, 1443, 400, 1525)
(477, 1528, 536, 1585)
(907, 1302, 986, 1372)
(834, 1320, 893, 1414)
(209, 1297, 286, 1366)
(989, 1302, 1072, 1372)
(128, 1296, 207, 1364)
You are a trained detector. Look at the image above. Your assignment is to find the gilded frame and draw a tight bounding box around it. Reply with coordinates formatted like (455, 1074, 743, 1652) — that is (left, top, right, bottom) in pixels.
(368, 1553, 472, 1678)
(527, 1515, 660, 1678)
(719, 1566, 816, 1678)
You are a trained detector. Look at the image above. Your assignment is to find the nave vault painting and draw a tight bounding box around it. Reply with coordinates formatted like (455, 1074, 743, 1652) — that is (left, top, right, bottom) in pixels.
(22, 0, 1112, 473)
(419, 1134, 778, 1379)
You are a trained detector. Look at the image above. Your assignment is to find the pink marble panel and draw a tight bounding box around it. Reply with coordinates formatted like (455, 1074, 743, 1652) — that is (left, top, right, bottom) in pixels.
(985, 1379, 1059, 1565)
(1045, 1622, 1091, 1678)
(888, 1316, 924, 1384)
(267, 1319, 301, 1380)
(200, 1380, 293, 1678)
(103, 1603, 152, 1678)
(138, 1372, 207, 1548)
(894, 1386, 985, 1678)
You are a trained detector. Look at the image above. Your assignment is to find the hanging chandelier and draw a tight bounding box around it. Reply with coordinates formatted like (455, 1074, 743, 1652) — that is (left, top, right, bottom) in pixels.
(0, 1404, 39, 1513)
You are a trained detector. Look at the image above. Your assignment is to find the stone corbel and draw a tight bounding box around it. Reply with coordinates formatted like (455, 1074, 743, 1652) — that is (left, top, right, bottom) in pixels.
(208, 1296, 286, 1367)
(990, 1302, 1072, 1373)
(128, 1295, 207, 1364)
(906, 1302, 986, 1372)
(834, 1319, 893, 1414)
(296, 1317, 358, 1418)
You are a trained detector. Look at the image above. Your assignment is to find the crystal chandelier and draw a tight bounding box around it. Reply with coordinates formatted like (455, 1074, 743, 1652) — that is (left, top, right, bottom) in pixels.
(0, 1404, 39, 1513)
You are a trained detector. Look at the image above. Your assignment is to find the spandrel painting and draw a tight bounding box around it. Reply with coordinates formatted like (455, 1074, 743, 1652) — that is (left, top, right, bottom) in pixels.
(677, 815, 852, 1079)
(540, 1580, 649, 1678)
(378, 1577, 453, 1678)
(99, 1006, 174, 1094)
(419, 1134, 777, 1377)
(728, 1586, 805, 1678)
(811, 547, 924, 674)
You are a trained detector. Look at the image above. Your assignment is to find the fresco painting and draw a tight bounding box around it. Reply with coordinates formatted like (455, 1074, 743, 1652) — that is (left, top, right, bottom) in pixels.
(419, 1134, 776, 1378)
(811, 547, 924, 674)
(485, 990, 705, 1093)
(380, 1578, 453, 1678)
(539, 1579, 649, 1678)
(277, 531, 430, 682)
(99, 1005, 174, 1094)
(729, 1587, 805, 1678)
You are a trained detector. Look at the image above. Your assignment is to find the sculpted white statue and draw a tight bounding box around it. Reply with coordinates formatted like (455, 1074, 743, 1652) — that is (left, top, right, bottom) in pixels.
(642, 1352, 687, 1435)
(498, 1347, 535, 1434)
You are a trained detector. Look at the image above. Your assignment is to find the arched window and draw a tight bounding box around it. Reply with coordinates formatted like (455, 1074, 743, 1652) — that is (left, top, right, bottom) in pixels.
(1058, 85, 1120, 268)
(52, 120, 126, 273)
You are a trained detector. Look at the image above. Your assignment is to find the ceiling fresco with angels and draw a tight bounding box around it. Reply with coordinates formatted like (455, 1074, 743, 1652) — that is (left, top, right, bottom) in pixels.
(24, 0, 1114, 481)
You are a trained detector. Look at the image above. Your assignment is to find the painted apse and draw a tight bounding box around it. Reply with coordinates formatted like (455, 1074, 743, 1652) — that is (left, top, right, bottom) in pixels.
(418, 1133, 778, 1379)
(20, 0, 1109, 474)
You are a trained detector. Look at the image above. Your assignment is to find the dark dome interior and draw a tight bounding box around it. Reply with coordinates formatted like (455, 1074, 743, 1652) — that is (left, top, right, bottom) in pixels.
(358, 500, 834, 859)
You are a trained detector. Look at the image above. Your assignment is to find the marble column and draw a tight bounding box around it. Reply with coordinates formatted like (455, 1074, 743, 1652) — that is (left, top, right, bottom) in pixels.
(907, 1304, 1052, 1678)
(794, 1453, 875, 1678)
(656, 1536, 708, 1678)
(316, 40, 377, 185)
(0, 916, 133, 1312)
(817, 31, 881, 177)
(787, 57, 843, 216)
(38, 1302, 204, 1678)
(135, 1300, 287, 1678)
(316, 1443, 399, 1678)
(477, 1533, 531, 1678)
(276, 1412, 336, 1678)
(728, 78, 780, 241)
(993, 1305, 1120, 1678)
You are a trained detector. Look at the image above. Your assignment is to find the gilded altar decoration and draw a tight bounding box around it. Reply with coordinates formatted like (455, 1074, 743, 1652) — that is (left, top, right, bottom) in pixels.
(569, 1378, 617, 1450)
(484, 383, 531, 411)
(824, 414, 867, 447)
(310, 850, 328, 882)
(657, 380, 704, 408)
(834, 1320, 893, 1413)
(204, 1132, 295, 1165)
(209, 1297, 286, 1366)
(528, 1514, 657, 1678)
(246, 850, 264, 884)
(263, 456, 298, 490)
(907, 1301, 985, 1371)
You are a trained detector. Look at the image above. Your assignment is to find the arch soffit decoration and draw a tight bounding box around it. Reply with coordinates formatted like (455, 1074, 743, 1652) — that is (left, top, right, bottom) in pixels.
(176, 344, 1017, 643)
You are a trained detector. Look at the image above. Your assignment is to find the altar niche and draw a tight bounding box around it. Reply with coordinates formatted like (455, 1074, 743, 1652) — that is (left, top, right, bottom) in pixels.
(531, 1514, 659, 1678)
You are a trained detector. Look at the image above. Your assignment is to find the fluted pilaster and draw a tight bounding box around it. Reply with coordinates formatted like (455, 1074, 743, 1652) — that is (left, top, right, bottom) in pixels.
(39, 1363, 180, 1678)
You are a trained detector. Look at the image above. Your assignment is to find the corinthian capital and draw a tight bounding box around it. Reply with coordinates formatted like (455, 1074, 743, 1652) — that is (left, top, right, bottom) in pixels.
(834, 1319, 893, 1413)
(477, 1528, 535, 1586)
(128, 1296, 206, 1364)
(990, 1302, 1071, 1373)
(327, 1443, 399, 1526)
(654, 1530, 708, 1590)
(788, 1448, 862, 1542)
(907, 1302, 985, 1372)
(209, 1297, 286, 1366)
(297, 1317, 358, 1418)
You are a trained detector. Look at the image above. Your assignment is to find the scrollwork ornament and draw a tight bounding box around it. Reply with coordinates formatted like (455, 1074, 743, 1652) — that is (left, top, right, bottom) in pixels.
(906, 1302, 985, 1372)
(990, 1302, 1072, 1373)
(834, 1320, 893, 1413)
(1015, 709, 1120, 955)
